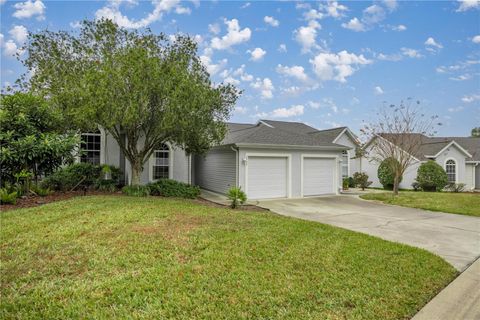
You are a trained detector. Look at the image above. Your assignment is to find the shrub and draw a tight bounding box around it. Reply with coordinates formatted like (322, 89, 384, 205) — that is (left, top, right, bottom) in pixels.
(353, 172, 372, 191)
(30, 184, 52, 197)
(416, 161, 448, 192)
(122, 185, 150, 197)
(147, 179, 200, 199)
(342, 178, 349, 190)
(94, 179, 118, 192)
(227, 187, 247, 209)
(0, 188, 18, 204)
(377, 158, 402, 190)
(411, 182, 421, 191)
(348, 177, 355, 188)
(41, 163, 121, 191)
(445, 183, 466, 193)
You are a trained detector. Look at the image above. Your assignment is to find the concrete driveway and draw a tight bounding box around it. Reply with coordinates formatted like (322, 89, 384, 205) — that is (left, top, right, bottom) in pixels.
(258, 195, 480, 271)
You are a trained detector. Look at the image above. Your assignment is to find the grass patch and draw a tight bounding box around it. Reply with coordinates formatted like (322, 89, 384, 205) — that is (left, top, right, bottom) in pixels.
(1, 196, 456, 319)
(360, 192, 480, 217)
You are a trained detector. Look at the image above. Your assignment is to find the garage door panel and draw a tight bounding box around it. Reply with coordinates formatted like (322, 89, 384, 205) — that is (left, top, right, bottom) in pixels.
(303, 158, 335, 196)
(247, 157, 287, 199)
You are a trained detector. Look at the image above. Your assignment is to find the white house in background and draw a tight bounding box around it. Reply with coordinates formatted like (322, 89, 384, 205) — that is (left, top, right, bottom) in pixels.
(78, 120, 360, 200)
(360, 134, 480, 190)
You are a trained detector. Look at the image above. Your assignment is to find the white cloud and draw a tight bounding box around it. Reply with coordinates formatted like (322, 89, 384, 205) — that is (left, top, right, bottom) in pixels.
(425, 37, 443, 49)
(363, 4, 386, 25)
(374, 86, 384, 95)
(224, 76, 240, 86)
(270, 105, 304, 118)
(377, 52, 403, 61)
(392, 24, 407, 31)
(448, 106, 464, 112)
(276, 64, 309, 82)
(456, 0, 480, 12)
(281, 86, 302, 96)
(248, 47, 266, 61)
(95, 0, 190, 29)
(310, 50, 372, 83)
(0, 33, 4, 47)
(70, 20, 82, 29)
(294, 20, 321, 53)
(13, 0, 45, 20)
(199, 55, 227, 75)
(211, 18, 251, 50)
(9, 25, 28, 44)
(208, 23, 220, 35)
(232, 64, 253, 82)
(472, 35, 480, 43)
(3, 40, 19, 57)
(462, 94, 480, 103)
(382, 0, 398, 12)
(341, 17, 365, 32)
(240, 2, 251, 9)
(251, 77, 274, 99)
(320, 1, 348, 19)
(264, 16, 279, 27)
(235, 106, 248, 114)
(278, 43, 287, 52)
(401, 47, 423, 58)
(308, 101, 321, 109)
(449, 74, 472, 81)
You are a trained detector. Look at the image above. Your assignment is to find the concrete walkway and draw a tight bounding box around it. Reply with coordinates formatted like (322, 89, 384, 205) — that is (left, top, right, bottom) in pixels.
(258, 195, 480, 271)
(412, 258, 480, 320)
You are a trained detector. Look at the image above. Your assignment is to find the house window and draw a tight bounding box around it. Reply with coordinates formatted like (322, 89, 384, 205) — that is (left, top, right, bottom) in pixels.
(153, 143, 169, 180)
(341, 150, 349, 178)
(80, 132, 101, 164)
(445, 159, 456, 183)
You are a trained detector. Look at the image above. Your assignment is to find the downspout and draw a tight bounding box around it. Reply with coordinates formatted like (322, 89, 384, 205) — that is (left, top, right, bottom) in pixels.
(230, 145, 239, 187)
(474, 163, 478, 190)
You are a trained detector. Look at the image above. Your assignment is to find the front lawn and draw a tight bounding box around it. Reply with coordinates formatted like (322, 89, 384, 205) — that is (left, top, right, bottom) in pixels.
(360, 192, 480, 217)
(1, 196, 456, 319)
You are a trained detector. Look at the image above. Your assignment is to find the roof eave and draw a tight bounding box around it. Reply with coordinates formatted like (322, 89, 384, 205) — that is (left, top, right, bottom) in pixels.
(234, 143, 351, 150)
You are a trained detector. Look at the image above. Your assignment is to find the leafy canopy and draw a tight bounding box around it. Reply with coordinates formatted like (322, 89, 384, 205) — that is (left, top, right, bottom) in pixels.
(0, 92, 78, 184)
(416, 160, 448, 192)
(22, 19, 240, 184)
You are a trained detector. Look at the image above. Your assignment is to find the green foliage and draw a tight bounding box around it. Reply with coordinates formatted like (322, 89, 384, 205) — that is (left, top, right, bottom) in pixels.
(471, 127, 480, 137)
(411, 182, 421, 191)
(342, 178, 349, 190)
(416, 161, 448, 192)
(227, 187, 247, 209)
(0, 92, 79, 184)
(0, 188, 17, 204)
(41, 163, 121, 191)
(377, 158, 402, 190)
(30, 184, 52, 197)
(122, 185, 150, 197)
(94, 180, 118, 192)
(445, 183, 466, 193)
(353, 172, 372, 191)
(348, 177, 355, 188)
(147, 179, 200, 199)
(24, 19, 240, 185)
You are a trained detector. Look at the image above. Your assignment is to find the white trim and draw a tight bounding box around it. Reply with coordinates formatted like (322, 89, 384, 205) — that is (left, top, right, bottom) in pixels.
(244, 153, 292, 199)
(426, 140, 472, 158)
(76, 131, 104, 164)
(444, 158, 458, 184)
(235, 143, 348, 151)
(332, 127, 360, 146)
(149, 142, 174, 182)
(257, 120, 274, 128)
(230, 146, 239, 187)
(300, 154, 339, 197)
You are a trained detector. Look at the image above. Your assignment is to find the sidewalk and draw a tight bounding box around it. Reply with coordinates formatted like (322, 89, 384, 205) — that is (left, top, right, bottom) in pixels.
(412, 258, 480, 320)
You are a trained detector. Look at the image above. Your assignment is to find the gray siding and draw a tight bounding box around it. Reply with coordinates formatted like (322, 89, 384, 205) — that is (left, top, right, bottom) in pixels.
(194, 148, 236, 194)
(476, 165, 480, 189)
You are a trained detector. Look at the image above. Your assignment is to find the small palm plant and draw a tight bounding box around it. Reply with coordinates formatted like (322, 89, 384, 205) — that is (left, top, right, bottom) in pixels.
(227, 187, 247, 209)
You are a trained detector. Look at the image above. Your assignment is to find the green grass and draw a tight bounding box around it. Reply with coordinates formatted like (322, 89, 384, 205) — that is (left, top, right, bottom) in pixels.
(360, 192, 480, 217)
(1, 196, 456, 319)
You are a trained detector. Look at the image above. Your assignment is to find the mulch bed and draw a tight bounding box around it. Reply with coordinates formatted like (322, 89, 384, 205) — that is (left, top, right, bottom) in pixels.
(1, 192, 268, 213)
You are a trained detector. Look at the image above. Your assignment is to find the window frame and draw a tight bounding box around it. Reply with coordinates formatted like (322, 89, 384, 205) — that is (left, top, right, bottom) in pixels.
(341, 150, 349, 179)
(445, 159, 457, 184)
(79, 132, 102, 165)
(151, 143, 171, 181)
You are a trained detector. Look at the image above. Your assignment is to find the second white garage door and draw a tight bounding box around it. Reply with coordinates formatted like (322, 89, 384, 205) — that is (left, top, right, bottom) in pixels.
(302, 157, 336, 196)
(247, 156, 288, 199)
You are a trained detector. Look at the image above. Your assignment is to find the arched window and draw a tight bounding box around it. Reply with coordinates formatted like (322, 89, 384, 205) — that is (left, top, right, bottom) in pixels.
(153, 143, 169, 180)
(341, 150, 349, 178)
(445, 159, 456, 183)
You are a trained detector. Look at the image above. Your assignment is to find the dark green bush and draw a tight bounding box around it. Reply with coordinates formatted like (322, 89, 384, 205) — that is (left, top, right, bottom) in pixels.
(227, 186, 247, 209)
(342, 178, 349, 190)
(377, 158, 402, 190)
(348, 177, 355, 188)
(353, 172, 372, 191)
(30, 184, 52, 196)
(0, 188, 18, 204)
(41, 163, 121, 191)
(147, 179, 200, 199)
(122, 185, 150, 197)
(416, 161, 448, 192)
(411, 182, 421, 191)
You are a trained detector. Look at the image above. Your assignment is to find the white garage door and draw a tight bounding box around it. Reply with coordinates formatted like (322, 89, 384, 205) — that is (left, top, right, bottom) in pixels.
(247, 156, 288, 199)
(303, 157, 336, 196)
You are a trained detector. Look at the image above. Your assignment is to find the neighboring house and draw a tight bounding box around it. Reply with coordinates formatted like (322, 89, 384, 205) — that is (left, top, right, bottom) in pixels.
(79, 120, 360, 200)
(193, 120, 359, 200)
(360, 134, 480, 190)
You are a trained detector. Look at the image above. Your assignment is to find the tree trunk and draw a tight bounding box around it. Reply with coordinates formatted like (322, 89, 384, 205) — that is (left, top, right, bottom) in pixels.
(130, 160, 143, 186)
(393, 174, 399, 196)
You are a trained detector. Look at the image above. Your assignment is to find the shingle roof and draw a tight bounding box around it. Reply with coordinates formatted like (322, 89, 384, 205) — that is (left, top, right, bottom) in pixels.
(221, 120, 350, 149)
(378, 133, 480, 161)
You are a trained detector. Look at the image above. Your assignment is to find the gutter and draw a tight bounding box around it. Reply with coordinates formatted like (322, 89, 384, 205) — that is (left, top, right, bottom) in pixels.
(233, 143, 351, 151)
(230, 145, 239, 187)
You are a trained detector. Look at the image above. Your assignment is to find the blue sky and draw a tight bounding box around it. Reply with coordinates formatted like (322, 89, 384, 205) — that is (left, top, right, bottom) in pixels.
(1, 0, 479, 136)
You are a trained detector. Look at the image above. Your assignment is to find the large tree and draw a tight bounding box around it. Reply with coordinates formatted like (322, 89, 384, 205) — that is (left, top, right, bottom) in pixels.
(472, 127, 480, 137)
(361, 99, 440, 195)
(21, 19, 240, 185)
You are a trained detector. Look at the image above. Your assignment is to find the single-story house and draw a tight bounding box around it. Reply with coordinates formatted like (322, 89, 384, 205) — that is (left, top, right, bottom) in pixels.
(79, 120, 360, 200)
(360, 134, 480, 190)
